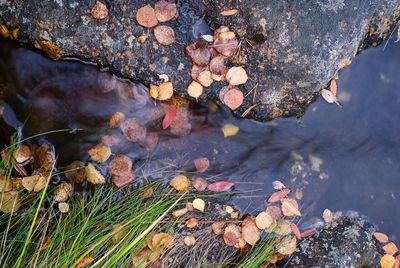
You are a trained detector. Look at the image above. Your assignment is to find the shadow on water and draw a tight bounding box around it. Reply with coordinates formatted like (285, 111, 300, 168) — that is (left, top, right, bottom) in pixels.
(0, 38, 399, 242)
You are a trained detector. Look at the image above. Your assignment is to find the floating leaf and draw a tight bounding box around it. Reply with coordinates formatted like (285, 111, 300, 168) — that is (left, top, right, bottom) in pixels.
(184, 236, 196, 246)
(91, 1, 108, 20)
(272, 180, 286, 190)
(149, 84, 159, 99)
(221, 123, 239, 137)
(192, 177, 208, 191)
(373, 232, 389, 243)
(186, 43, 211, 67)
(88, 144, 111, 163)
(154, 0, 177, 22)
(186, 218, 198, 228)
(193, 198, 205, 212)
(290, 223, 301, 239)
(85, 164, 106, 185)
(255, 211, 273, 229)
(300, 229, 316, 238)
(109, 112, 125, 128)
(381, 254, 395, 268)
(136, 5, 158, 28)
(242, 216, 260, 246)
(222, 87, 244, 110)
(187, 81, 203, 98)
(266, 205, 282, 221)
(171, 207, 188, 218)
(212, 221, 227, 235)
(277, 236, 297, 256)
(207, 181, 234, 192)
(323, 209, 333, 223)
(191, 65, 208, 80)
(154, 25, 175, 45)
(268, 188, 291, 203)
(383, 242, 398, 255)
(162, 107, 177, 129)
(194, 157, 210, 172)
(226, 67, 248, 86)
(170, 175, 190, 191)
(321, 89, 341, 107)
(281, 198, 302, 217)
(220, 9, 239, 16)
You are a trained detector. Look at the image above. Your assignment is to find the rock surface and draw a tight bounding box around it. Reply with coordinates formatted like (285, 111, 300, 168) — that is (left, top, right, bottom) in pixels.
(0, 0, 399, 122)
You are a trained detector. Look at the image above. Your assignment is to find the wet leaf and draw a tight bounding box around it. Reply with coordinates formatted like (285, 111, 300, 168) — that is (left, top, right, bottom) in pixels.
(13, 145, 31, 163)
(213, 27, 238, 57)
(154, 25, 175, 45)
(85, 164, 106, 185)
(76, 256, 94, 268)
(373, 232, 389, 243)
(277, 236, 297, 256)
(91, 1, 108, 20)
(225, 205, 234, 213)
(222, 87, 244, 110)
(171, 207, 188, 218)
(108, 155, 134, 188)
(212, 221, 227, 235)
(220, 9, 239, 16)
(221, 123, 239, 137)
(266, 205, 282, 221)
(193, 198, 205, 212)
(207, 181, 234, 192)
(38, 40, 61, 59)
(187, 81, 203, 98)
(136, 5, 158, 28)
(158, 82, 174, 100)
(268, 188, 291, 203)
(197, 70, 213, 87)
(149, 84, 159, 99)
(226, 67, 248, 86)
(170, 175, 190, 192)
(39, 237, 52, 252)
(192, 177, 208, 191)
(224, 224, 241, 246)
(0, 191, 20, 213)
(194, 157, 210, 172)
(381, 254, 395, 268)
(58, 202, 69, 213)
(65, 161, 86, 183)
(0, 176, 12, 192)
(191, 65, 208, 80)
(121, 119, 147, 142)
(242, 216, 260, 246)
(300, 229, 316, 238)
(154, 0, 177, 22)
(255, 211, 273, 229)
(281, 198, 302, 217)
(185, 43, 211, 66)
(33, 176, 48, 192)
(186, 218, 198, 228)
(0, 24, 10, 38)
(184, 236, 196, 246)
(109, 112, 125, 128)
(330, 80, 337, 96)
(22, 175, 40, 192)
(151, 233, 174, 249)
(162, 107, 177, 129)
(383, 242, 398, 255)
(272, 180, 286, 190)
(270, 220, 291, 236)
(53, 182, 73, 202)
(290, 223, 301, 239)
(201, 34, 214, 42)
(210, 56, 227, 75)
(323, 208, 333, 223)
(88, 144, 111, 163)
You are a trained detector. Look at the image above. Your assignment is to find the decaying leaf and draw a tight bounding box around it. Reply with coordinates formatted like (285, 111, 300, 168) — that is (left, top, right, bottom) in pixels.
(272, 180, 286, 190)
(162, 107, 177, 130)
(101, 134, 120, 147)
(213, 27, 238, 57)
(212, 221, 227, 235)
(381, 254, 395, 268)
(0, 176, 12, 192)
(58, 202, 69, 213)
(224, 224, 241, 246)
(197, 70, 213, 87)
(187, 81, 203, 98)
(184, 236, 196, 246)
(22, 175, 40, 192)
(222, 87, 244, 110)
(136, 5, 158, 28)
(53, 182, 73, 202)
(185, 43, 211, 66)
(321, 89, 341, 107)
(65, 161, 86, 183)
(76, 257, 94, 268)
(171, 207, 188, 218)
(194, 157, 210, 172)
(255, 211, 274, 230)
(207, 181, 234, 192)
(192, 198, 205, 212)
(38, 40, 61, 59)
(121, 119, 147, 142)
(91, 1, 108, 20)
(170, 175, 190, 191)
(154, 25, 175, 45)
(270, 220, 291, 236)
(277, 236, 297, 256)
(186, 218, 198, 228)
(85, 164, 106, 185)
(323, 208, 333, 223)
(300, 229, 316, 238)
(192, 177, 208, 191)
(154, 0, 177, 22)
(39, 237, 52, 252)
(0, 191, 20, 213)
(373, 232, 389, 243)
(266, 205, 282, 221)
(220, 9, 239, 16)
(210, 56, 227, 75)
(88, 144, 111, 163)
(290, 223, 302, 239)
(13, 145, 31, 163)
(330, 80, 337, 96)
(281, 198, 302, 217)
(33, 176, 48, 192)
(201, 34, 214, 42)
(383, 242, 398, 255)
(221, 123, 239, 137)
(109, 112, 125, 128)
(151, 233, 174, 249)
(158, 82, 174, 100)
(268, 188, 291, 203)
(242, 216, 260, 246)
(226, 67, 248, 86)
(108, 155, 134, 188)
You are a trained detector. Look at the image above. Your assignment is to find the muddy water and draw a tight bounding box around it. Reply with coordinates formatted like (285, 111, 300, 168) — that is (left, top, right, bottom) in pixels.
(0, 38, 399, 242)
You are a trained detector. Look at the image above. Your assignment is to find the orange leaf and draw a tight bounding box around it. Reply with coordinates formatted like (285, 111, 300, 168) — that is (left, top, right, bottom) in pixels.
(162, 107, 177, 129)
(136, 5, 158, 28)
(267, 188, 291, 203)
(220, 9, 239, 16)
(290, 223, 301, 239)
(207, 181, 234, 192)
(373, 232, 389, 243)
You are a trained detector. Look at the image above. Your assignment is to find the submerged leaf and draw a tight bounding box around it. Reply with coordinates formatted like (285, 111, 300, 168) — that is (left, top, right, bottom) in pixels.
(136, 5, 158, 28)
(162, 107, 177, 129)
(281, 198, 302, 217)
(154, 0, 177, 22)
(194, 157, 210, 172)
(170, 175, 190, 191)
(207, 181, 234, 192)
(268, 188, 291, 203)
(277, 236, 297, 256)
(221, 123, 239, 137)
(323, 208, 333, 223)
(192, 177, 208, 191)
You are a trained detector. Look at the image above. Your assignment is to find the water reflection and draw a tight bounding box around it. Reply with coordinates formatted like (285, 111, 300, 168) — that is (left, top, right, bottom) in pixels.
(0, 38, 399, 242)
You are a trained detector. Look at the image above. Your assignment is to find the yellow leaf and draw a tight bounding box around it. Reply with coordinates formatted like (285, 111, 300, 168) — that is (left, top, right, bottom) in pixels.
(255, 211, 274, 229)
(221, 123, 239, 137)
(169, 175, 190, 191)
(192, 198, 205, 212)
(381, 254, 395, 268)
(149, 84, 159, 99)
(277, 236, 297, 256)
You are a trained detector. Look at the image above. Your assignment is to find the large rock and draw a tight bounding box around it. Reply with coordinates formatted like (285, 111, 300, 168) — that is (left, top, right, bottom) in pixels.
(0, 0, 399, 121)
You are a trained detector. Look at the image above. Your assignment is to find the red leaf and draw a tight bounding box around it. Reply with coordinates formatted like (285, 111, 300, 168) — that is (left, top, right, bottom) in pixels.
(300, 229, 316, 238)
(207, 181, 234, 192)
(290, 223, 301, 240)
(162, 107, 177, 129)
(267, 188, 291, 203)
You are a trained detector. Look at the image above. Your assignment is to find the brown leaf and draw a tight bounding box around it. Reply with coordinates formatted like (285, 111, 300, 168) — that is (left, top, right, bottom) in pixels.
(154, 0, 178, 22)
(121, 119, 147, 142)
(373, 232, 389, 243)
(381, 254, 396, 268)
(226, 67, 248, 86)
(53, 182, 73, 202)
(184, 236, 196, 246)
(266, 206, 282, 221)
(0, 191, 20, 213)
(186, 218, 198, 228)
(154, 25, 175, 45)
(383, 242, 398, 255)
(194, 157, 210, 172)
(88, 144, 111, 163)
(277, 236, 297, 256)
(0, 24, 10, 38)
(213, 27, 238, 57)
(281, 198, 302, 217)
(109, 112, 125, 128)
(39, 237, 52, 252)
(290, 223, 301, 239)
(91, 1, 108, 20)
(222, 87, 244, 110)
(192, 177, 208, 191)
(220, 9, 239, 16)
(212, 221, 227, 235)
(242, 216, 260, 246)
(170, 175, 190, 191)
(22, 175, 40, 192)
(65, 161, 86, 183)
(191, 65, 208, 80)
(76, 256, 94, 268)
(58, 202, 69, 213)
(101, 134, 120, 147)
(268, 188, 291, 203)
(85, 164, 106, 185)
(210, 56, 227, 75)
(187, 81, 204, 98)
(108, 155, 134, 188)
(224, 231, 240, 246)
(151, 233, 174, 249)
(255, 211, 274, 229)
(33, 176, 48, 192)
(136, 5, 158, 28)
(38, 40, 61, 59)
(13, 145, 31, 163)
(0, 176, 12, 192)
(186, 43, 211, 66)
(158, 82, 174, 100)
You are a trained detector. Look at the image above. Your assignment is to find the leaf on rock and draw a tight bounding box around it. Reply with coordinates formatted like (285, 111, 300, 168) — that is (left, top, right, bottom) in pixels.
(65, 161, 86, 183)
(194, 157, 210, 173)
(383, 242, 398, 255)
(184, 236, 196, 246)
(192, 177, 208, 191)
(136, 5, 158, 28)
(270, 220, 291, 236)
(154, 0, 178, 22)
(220, 9, 239, 16)
(255, 211, 274, 229)
(381, 254, 395, 268)
(281, 198, 302, 217)
(222, 87, 244, 110)
(193, 198, 205, 212)
(373, 232, 389, 243)
(91, 1, 108, 20)
(170, 175, 190, 191)
(185, 43, 211, 66)
(207, 181, 234, 192)
(323, 208, 333, 223)
(277, 236, 297, 256)
(226, 67, 248, 86)
(212, 221, 227, 235)
(162, 107, 177, 129)
(121, 119, 147, 142)
(290, 223, 301, 239)
(267, 188, 291, 203)
(191, 65, 208, 80)
(187, 81, 203, 98)
(213, 27, 238, 57)
(154, 25, 175, 45)
(221, 123, 239, 137)
(197, 70, 213, 87)
(158, 82, 174, 100)
(88, 144, 111, 163)
(150, 84, 159, 99)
